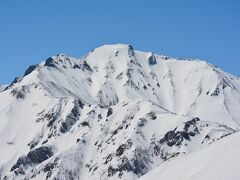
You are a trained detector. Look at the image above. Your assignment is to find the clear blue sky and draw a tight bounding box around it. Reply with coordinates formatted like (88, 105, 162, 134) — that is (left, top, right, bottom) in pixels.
(0, 0, 239, 84)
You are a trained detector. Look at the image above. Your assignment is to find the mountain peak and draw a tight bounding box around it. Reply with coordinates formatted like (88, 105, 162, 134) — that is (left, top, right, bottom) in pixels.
(101, 43, 131, 47)
(87, 44, 135, 59)
(94, 44, 134, 51)
(43, 54, 78, 67)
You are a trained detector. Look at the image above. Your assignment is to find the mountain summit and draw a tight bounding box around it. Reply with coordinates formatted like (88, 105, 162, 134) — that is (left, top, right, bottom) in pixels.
(0, 44, 240, 180)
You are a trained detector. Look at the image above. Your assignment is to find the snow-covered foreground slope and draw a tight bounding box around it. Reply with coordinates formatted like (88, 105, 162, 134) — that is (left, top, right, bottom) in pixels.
(0, 44, 240, 180)
(140, 131, 240, 180)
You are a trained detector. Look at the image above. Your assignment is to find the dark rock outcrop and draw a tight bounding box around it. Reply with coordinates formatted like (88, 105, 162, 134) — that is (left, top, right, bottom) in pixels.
(11, 146, 54, 172)
(24, 65, 38, 76)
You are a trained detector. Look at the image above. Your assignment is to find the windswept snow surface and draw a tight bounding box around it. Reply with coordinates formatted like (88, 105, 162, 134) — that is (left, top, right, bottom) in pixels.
(0, 44, 240, 180)
(139, 132, 240, 180)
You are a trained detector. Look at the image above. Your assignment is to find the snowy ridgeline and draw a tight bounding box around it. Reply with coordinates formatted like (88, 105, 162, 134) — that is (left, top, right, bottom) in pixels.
(0, 85, 7, 92)
(0, 44, 240, 180)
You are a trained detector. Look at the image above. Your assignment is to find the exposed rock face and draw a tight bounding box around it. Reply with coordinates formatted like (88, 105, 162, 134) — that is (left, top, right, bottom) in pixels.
(148, 54, 157, 66)
(24, 65, 38, 76)
(11, 146, 54, 173)
(0, 44, 240, 180)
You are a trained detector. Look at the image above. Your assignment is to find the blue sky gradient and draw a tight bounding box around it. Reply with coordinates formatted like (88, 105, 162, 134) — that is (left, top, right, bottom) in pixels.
(0, 0, 239, 84)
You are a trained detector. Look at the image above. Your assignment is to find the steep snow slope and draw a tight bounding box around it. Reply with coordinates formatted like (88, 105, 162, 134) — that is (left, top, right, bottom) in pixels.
(140, 131, 240, 180)
(0, 44, 240, 180)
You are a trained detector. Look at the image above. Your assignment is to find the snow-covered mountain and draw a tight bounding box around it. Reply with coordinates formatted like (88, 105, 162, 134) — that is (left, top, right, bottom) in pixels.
(0, 44, 240, 180)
